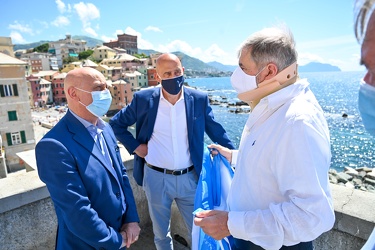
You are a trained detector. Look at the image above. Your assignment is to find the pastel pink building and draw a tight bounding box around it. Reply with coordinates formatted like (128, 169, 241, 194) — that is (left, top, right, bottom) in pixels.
(52, 73, 67, 105)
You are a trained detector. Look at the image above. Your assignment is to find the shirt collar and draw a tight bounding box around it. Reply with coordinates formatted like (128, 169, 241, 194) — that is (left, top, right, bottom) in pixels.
(160, 86, 185, 102)
(69, 109, 105, 133)
(259, 78, 310, 111)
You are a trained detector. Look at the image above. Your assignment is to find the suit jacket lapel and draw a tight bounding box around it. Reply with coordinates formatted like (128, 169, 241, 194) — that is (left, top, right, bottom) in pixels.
(65, 111, 120, 182)
(184, 88, 194, 145)
(147, 88, 160, 141)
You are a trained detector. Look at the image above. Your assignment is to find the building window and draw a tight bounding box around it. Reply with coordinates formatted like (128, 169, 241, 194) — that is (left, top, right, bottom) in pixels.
(6, 131, 26, 146)
(8, 111, 18, 121)
(0, 84, 19, 97)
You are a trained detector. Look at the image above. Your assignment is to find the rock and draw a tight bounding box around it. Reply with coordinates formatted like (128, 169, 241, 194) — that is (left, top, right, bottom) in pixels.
(352, 178, 363, 186)
(356, 167, 373, 172)
(358, 171, 367, 178)
(364, 178, 375, 186)
(366, 171, 375, 180)
(336, 172, 353, 183)
(329, 175, 338, 184)
(329, 169, 337, 175)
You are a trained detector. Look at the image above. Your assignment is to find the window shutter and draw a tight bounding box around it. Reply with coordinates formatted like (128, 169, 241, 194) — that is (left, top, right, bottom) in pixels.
(6, 133, 12, 146)
(8, 111, 17, 121)
(21, 131, 26, 143)
(0, 85, 4, 97)
(12, 84, 19, 96)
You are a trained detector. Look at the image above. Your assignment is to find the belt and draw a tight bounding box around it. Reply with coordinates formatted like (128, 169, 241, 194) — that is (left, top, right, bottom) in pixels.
(146, 162, 194, 175)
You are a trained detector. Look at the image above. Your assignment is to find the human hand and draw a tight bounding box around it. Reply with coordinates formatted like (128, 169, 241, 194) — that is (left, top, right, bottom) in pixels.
(121, 222, 141, 248)
(207, 144, 232, 163)
(193, 210, 230, 240)
(134, 144, 148, 158)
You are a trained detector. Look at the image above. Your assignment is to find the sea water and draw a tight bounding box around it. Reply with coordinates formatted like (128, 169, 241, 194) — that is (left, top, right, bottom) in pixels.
(185, 71, 375, 172)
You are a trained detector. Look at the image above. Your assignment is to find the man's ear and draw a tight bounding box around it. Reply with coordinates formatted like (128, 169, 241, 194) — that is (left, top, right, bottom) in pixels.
(67, 86, 79, 100)
(155, 72, 162, 83)
(265, 63, 278, 79)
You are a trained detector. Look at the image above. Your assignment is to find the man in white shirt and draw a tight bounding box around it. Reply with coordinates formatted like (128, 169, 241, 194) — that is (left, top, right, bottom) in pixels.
(194, 25, 335, 250)
(110, 53, 234, 250)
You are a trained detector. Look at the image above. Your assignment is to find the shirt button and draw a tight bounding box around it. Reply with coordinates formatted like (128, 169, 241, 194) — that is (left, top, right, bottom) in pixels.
(116, 192, 121, 199)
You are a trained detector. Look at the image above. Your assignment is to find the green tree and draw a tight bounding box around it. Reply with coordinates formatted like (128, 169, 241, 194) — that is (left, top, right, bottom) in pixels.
(134, 53, 148, 59)
(78, 50, 94, 60)
(33, 43, 49, 53)
(63, 56, 79, 64)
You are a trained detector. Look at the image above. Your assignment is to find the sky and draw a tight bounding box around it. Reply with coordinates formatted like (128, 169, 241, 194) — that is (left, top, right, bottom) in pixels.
(0, 0, 365, 72)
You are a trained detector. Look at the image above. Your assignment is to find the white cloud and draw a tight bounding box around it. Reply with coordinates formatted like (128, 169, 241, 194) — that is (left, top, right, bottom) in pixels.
(297, 52, 324, 66)
(157, 40, 202, 57)
(124, 27, 138, 36)
(84, 27, 98, 37)
(204, 44, 227, 59)
(10, 31, 26, 44)
(74, 2, 100, 25)
(55, 0, 66, 13)
(8, 21, 33, 35)
(145, 26, 162, 32)
(51, 16, 70, 27)
(73, 2, 100, 37)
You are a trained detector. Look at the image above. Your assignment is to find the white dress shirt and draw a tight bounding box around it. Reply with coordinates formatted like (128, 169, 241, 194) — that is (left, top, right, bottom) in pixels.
(146, 87, 193, 170)
(227, 79, 335, 249)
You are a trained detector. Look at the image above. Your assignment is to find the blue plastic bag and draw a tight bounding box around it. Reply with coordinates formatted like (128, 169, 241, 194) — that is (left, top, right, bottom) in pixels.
(192, 145, 234, 250)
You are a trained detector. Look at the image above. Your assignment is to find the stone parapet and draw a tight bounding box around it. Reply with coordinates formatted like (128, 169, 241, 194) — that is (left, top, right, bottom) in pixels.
(0, 153, 374, 249)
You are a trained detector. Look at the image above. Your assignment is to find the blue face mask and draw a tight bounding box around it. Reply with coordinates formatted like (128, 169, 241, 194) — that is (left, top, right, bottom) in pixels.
(161, 75, 184, 95)
(358, 80, 375, 136)
(76, 87, 112, 117)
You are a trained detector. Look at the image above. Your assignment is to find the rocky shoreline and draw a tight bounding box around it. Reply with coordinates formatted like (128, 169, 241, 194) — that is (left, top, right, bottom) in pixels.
(207, 96, 375, 193)
(329, 167, 375, 193)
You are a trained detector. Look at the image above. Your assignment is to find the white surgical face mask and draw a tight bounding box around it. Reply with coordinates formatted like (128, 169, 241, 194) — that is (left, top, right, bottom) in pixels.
(76, 87, 112, 117)
(230, 66, 265, 94)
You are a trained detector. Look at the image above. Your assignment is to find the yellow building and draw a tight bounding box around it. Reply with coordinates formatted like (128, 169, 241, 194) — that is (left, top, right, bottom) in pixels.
(93, 46, 116, 62)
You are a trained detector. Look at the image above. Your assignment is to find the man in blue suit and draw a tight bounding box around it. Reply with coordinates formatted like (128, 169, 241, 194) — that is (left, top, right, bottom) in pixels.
(35, 67, 140, 250)
(109, 53, 234, 250)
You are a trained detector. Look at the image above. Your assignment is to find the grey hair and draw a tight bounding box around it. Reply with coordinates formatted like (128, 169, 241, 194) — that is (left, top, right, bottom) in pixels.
(354, 0, 375, 43)
(238, 25, 297, 71)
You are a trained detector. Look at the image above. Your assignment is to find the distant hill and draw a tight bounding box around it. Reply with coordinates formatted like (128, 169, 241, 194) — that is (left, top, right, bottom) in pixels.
(299, 62, 341, 72)
(14, 35, 103, 51)
(172, 51, 219, 72)
(138, 49, 160, 55)
(13, 35, 340, 74)
(207, 61, 236, 72)
(14, 41, 51, 51)
(73, 36, 103, 47)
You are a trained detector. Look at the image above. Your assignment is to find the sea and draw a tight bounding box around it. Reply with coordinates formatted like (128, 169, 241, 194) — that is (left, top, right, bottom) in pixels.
(185, 71, 375, 172)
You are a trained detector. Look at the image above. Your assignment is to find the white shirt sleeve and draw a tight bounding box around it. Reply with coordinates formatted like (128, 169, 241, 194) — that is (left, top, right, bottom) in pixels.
(227, 118, 335, 249)
(231, 149, 238, 166)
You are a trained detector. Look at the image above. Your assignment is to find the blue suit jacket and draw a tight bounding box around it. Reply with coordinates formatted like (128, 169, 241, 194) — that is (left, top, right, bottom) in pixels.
(35, 110, 139, 250)
(109, 86, 235, 186)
